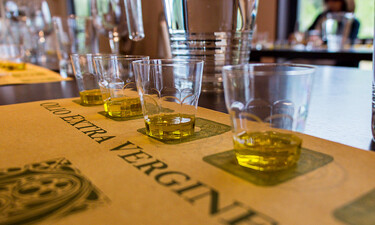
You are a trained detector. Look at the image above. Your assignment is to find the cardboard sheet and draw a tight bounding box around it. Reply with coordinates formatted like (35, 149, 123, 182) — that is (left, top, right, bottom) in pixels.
(0, 63, 71, 85)
(1, 98, 375, 225)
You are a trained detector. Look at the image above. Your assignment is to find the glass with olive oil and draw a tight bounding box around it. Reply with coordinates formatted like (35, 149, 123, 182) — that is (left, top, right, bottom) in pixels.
(71, 54, 103, 106)
(133, 59, 204, 141)
(79, 89, 103, 105)
(93, 55, 149, 118)
(104, 96, 142, 117)
(145, 113, 195, 140)
(233, 131, 301, 171)
(223, 64, 315, 171)
(0, 60, 26, 70)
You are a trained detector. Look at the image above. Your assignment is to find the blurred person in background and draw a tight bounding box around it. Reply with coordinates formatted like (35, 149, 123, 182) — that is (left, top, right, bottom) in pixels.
(308, 0, 360, 44)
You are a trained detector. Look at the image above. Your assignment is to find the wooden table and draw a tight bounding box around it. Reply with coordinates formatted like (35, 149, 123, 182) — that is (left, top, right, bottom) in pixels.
(0, 66, 373, 150)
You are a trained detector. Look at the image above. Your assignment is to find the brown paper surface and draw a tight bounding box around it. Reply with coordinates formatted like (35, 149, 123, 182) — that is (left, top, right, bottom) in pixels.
(0, 63, 71, 85)
(1, 98, 375, 225)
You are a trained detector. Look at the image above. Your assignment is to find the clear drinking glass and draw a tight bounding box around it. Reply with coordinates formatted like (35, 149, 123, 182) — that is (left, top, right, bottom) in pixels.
(0, 44, 26, 70)
(162, 0, 258, 92)
(93, 54, 149, 118)
(133, 59, 204, 140)
(71, 54, 103, 106)
(323, 12, 354, 51)
(223, 63, 315, 171)
(53, 16, 99, 78)
(1, 0, 53, 64)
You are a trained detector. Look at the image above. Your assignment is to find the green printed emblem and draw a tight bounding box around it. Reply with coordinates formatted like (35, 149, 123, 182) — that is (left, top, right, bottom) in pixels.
(137, 117, 231, 144)
(0, 158, 109, 224)
(334, 188, 375, 225)
(203, 149, 333, 186)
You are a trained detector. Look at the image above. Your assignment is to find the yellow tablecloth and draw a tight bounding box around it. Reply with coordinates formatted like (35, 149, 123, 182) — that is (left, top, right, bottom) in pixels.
(0, 63, 71, 85)
(0, 98, 374, 225)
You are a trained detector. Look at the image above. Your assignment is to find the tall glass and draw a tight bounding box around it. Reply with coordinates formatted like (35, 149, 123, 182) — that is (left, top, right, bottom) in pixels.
(93, 55, 149, 118)
(91, 0, 145, 53)
(1, 0, 53, 64)
(223, 63, 315, 171)
(162, 0, 258, 92)
(53, 16, 98, 78)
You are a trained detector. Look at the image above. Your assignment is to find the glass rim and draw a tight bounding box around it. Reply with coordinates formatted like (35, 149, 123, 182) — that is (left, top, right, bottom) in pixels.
(222, 63, 316, 76)
(70, 53, 92, 58)
(70, 53, 149, 60)
(326, 12, 354, 18)
(132, 59, 204, 66)
(92, 54, 149, 60)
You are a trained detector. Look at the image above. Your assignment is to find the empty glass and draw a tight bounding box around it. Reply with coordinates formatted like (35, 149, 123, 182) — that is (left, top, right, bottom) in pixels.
(93, 54, 149, 118)
(53, 16, 99, 78)
(1, 0, 53, 64)
(223, 63, 315, 171)
(133, 59, 204, 140)
(323, 12, 354, 51)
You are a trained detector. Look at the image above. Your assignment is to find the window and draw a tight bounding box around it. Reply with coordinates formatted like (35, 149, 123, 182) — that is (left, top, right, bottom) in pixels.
(73, 0, 90, 16)
(298, 0, 374, 39)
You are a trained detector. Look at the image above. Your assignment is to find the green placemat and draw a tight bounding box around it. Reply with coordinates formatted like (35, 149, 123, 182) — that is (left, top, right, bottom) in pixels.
(98, 111, 143, 121)
(334, 188, 375, 225)
(137, 117, 231, 144)
(72, 99, 102, 107)
(203, 149, 333, 186)
(97, 104, 174, 122)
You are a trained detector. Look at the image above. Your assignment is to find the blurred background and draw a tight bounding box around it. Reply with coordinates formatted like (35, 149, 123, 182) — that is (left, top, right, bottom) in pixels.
(0, 0, 373, 71)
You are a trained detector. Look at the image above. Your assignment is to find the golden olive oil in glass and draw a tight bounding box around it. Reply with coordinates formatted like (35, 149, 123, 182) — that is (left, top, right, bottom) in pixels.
(0, 60, 26, 70)
(145, 113, 195, 140)
(233, 131, 302, 171)
(104, 96, 142, 118)
(79, 89, 103, 105)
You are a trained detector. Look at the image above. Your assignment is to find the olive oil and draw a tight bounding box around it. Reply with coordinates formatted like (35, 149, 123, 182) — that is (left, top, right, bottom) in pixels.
(104, 97, 142, 118)
(233, 131, 301, 171)
(145, 114, 195, 140)
(79, 89, 103, 105)
(0, 60, 26, 70)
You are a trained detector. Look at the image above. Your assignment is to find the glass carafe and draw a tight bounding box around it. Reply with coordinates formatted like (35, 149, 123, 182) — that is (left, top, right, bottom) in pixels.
(162, 0, 259, 92)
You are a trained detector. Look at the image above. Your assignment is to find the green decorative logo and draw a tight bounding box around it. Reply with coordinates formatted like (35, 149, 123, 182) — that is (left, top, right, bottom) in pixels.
(203, 149, 334, 186)
(0, 158, 109, 224)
